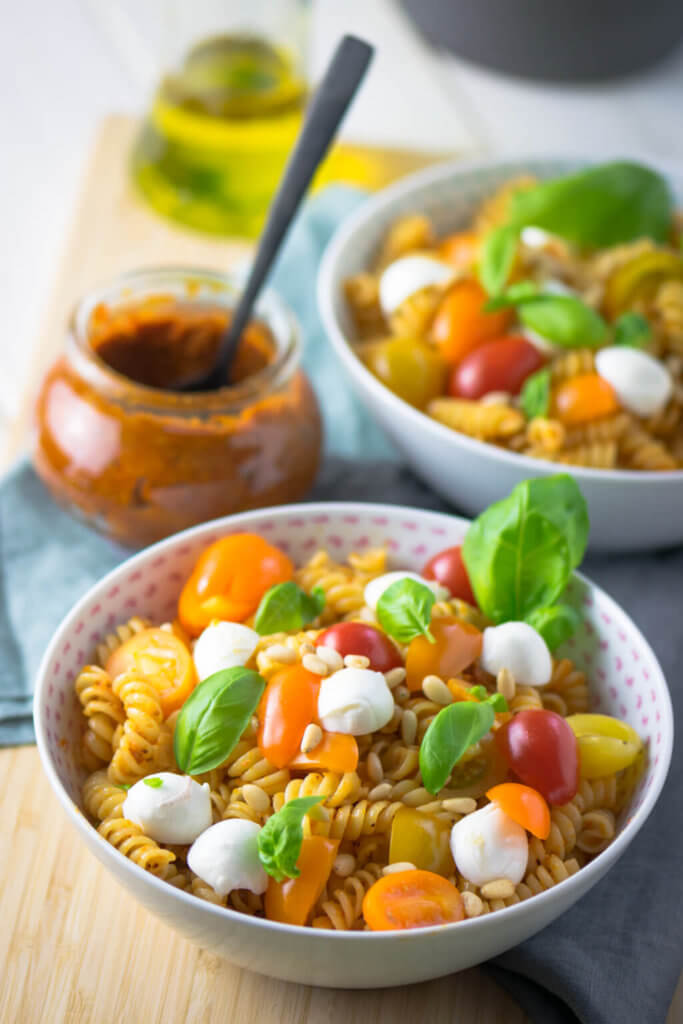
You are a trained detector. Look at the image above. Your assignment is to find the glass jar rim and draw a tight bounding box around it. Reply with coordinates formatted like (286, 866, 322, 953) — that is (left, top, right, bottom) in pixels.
(67, 265, 302, 413)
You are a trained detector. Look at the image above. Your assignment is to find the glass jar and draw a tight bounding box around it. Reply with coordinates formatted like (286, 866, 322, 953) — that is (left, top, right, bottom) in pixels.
(130, 0, 310, 236)
(32, 268, 322, 548)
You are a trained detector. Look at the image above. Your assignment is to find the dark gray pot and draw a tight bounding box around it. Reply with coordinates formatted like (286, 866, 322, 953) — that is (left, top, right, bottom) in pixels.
(400, 0, 683, 81)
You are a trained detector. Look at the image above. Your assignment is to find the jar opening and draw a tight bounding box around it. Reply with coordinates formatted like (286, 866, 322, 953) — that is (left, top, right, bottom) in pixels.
(69, 267, 300, 411)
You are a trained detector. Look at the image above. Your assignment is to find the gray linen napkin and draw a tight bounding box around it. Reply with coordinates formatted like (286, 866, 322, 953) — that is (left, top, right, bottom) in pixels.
(3, 188, 681, 1022)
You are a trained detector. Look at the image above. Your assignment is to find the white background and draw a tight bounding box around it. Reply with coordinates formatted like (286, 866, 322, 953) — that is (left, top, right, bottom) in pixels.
(2, 0, 683, 446)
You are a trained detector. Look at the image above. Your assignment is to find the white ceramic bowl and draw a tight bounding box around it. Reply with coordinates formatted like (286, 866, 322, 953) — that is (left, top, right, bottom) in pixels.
(34, 503, 672, 989)
(318, 156, 683, 551)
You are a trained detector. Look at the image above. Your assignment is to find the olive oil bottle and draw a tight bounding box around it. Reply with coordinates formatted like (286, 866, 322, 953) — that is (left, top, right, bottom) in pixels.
(132, 33, 308, 237)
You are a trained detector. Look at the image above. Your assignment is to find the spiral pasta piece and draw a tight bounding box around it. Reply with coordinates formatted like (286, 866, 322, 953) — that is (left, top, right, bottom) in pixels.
(550, 349, 596, 382)
(428, 398, 525, 440)
(272, 772, 365, 813)
(653, 279, 683, 354)
(75, 665, 126, 764)
(516, 854, 580, 899)
(508, 684, 544, 714)
(544, 659, 590, 716)
(294, 550, 384, 622)
(98, 817, 176, 876)
(574, 775, 618, 813)
(473, 176, 536, 235)
(107, 670, 171, 785)
(557, 442, 618, 469)
(542, 801, 583, 859)
(576, 809, 616, 854)
(619, 421, 678, 470)
(376, 213, 435, 268)
(313, 864, 383, 930)
(315, 799, 405, 842)
(83, 769, 126, 822)
(227, 746, 290, 795)
(343, 273, 386, 338)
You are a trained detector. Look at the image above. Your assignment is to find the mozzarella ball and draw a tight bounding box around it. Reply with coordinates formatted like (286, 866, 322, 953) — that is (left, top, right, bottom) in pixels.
(187, 819, 268, 897)
(378, 255, 453, 316)
(317, 667, 394, 735)
(481, 622, 552, 688)
(364, 571, 449, 612)
(123, 773, 212, 844)
(520, 226, 555, 249)
(450, 803, 528, 886)
(595, 346, 672, 417)
(193, 621, 259, 682)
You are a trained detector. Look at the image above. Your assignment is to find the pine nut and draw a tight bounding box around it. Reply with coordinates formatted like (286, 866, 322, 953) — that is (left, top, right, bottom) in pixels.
(462, 891, 484, 918)
(481, 390, 512, 406)
(263, 644, 296, 664)
(423, 675, 454, 705)
(302, 653, 329, 676)
(480, 878, 516, 900)
(403, 787, 432, 807)
(316, 645, 344, 671)
(368, 782, 393, 801)
(496, 667, 516, 700)
(367, 751, 384, 784)
(241, 784, 270, 813)
(333, 853, 356, 877)
(393, 684, 410, 702)
(358, 605, 377, 623)
(400, 709, 418, 746)
(383, 862, 417, 875)
(385, 667, 407, 689)
(301, 723, 323, 753)
(442, 797, 477, 815)
(344, 654, 370, 669)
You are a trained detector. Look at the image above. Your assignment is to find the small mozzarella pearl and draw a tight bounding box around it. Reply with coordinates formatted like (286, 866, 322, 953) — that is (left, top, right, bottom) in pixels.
(481, 622, 552, 688)
(123, 773, 212, 844)
(378, 255, 453, 316)
(193, 621, 260, 682)
(187, 819, 268, 897)
(317, 667, 394, 735)
(520, 226, 554, 249)
(450, 803, 528, 887)
(595, 346, 672, 417)
(364, 571, 449, 612)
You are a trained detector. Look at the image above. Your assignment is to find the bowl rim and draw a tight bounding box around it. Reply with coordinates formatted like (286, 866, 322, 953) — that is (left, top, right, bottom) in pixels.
(317, 153, 683, 485)
(33, 500, 674, 942)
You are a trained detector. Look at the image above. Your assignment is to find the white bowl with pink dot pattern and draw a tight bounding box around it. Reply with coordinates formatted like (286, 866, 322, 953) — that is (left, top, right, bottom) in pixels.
(34, 503, 673, 989)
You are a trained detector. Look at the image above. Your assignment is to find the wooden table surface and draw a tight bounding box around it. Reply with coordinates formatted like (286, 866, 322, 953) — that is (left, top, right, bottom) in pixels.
(1, 116, 680, 1024)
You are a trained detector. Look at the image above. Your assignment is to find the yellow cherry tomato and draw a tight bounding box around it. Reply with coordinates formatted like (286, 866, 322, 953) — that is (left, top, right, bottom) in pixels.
(604, 250, 683, 319)
(389, 807, 455, 875)
(364, 337, 446, 409)
(552, 372, 620, 426)
(566, 714, 643, 779)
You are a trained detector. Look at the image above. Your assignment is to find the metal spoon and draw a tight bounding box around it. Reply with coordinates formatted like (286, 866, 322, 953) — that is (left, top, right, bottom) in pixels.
(181, 34, 374, 392)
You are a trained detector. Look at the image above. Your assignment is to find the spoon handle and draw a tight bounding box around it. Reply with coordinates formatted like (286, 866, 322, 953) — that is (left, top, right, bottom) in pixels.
(206, 35, 374, 389)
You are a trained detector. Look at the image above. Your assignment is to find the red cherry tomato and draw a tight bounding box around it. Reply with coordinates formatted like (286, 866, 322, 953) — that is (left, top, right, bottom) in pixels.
(448, 336, 545, 400)
(316, 622, 403, 673)
(422, 546, 476, 606)
(496, 710, 579, 806)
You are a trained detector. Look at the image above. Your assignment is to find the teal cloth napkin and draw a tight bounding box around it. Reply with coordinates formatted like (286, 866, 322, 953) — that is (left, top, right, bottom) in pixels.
(2, 187, 682, 1024)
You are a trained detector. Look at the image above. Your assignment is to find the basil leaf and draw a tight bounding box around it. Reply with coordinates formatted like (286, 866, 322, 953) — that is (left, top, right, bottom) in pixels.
(487, 692, 509, 713)
(173, 667, 265, 775)
(462, 475, 588, 624)
(143, 777, 163, 788)
(480, 224, 519, 296)
(613, 311, 652, 348)
(507, 161, 672, 247)
(518, 295, 608, 348)
(520, 367, 551, 420)
(376, 578, 435, 644)
(483, 279, 541, 313)
(526, 603, 580, 650)
(257, 796, 324, 882)
(420, 702, 495, 794)
(254, 581, 326, 636)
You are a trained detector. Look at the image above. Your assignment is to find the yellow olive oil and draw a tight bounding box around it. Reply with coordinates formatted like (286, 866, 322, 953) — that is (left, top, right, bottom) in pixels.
(131, 34, 307, 237)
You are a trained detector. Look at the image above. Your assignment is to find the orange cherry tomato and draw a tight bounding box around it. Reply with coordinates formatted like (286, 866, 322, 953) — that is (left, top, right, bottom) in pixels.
(430, 279, 511, 366)
(105, 627, 196, 717)
(438, 231, 479, 270)
(362, 870, 464, 931)
(552, 373, 619, 427)
(389, 807, 454, 875)
(178, 534, 293, 636)
(289, 732, 359, 774)
(406, 616, 483, 692)
(265, 836, 339, 926)
(257, 666, 321, 769)
(486, 782, 551, 839)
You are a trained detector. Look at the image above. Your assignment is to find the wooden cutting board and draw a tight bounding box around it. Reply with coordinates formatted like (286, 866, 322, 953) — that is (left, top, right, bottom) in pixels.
(0, 116, 680, 1024)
